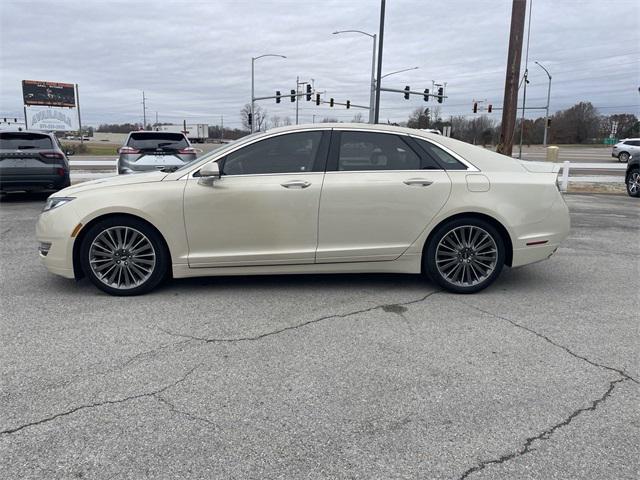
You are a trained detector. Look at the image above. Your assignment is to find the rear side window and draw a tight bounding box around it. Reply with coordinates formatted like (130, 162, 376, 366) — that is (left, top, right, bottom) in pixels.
(128, 132, 188, 150)
(337, 131, 421, 171)
(413, 138, 467, 170)
(0, 132, 53, 149)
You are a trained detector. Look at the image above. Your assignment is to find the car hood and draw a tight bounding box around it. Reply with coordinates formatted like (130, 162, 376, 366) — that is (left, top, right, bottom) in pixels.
(57, 171, 168, 196)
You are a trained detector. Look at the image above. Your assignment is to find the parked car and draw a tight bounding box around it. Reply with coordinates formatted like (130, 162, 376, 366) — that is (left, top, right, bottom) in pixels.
(611, 138, 640, 163)
(117, 131, 197, 174)
(37, 124, 570, 296)
(0, 130, 71, 194)
(625, 153, 639, 197)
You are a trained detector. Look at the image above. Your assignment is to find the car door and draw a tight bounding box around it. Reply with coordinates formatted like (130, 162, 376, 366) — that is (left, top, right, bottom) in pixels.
(316, 130, 452, 263)
(183, 130, 329, 267)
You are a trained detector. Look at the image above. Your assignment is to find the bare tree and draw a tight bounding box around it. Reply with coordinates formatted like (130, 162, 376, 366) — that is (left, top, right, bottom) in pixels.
(283, 116, 292, 126)
(240, 103, 267, 132)
(321, 117, 339, 123)
(351, 112, 364, 123)
(270, 115, 282, 128)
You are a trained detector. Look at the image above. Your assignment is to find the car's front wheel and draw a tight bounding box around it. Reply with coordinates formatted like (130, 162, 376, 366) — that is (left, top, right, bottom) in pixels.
(618, 152, 630, 163)
(424, 217, 505, 294)
(80, 216, 168, 295)
(627, 168, 640, 197)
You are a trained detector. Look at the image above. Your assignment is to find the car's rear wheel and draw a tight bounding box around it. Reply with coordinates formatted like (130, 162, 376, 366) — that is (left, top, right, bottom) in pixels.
(424, 217, 505, 294)
(627, 168, 640, 197)
(80, 217, 168, 296)
(618, 152, 630, 163)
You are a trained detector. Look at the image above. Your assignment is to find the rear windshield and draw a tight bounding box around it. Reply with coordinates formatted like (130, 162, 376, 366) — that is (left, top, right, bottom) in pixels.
(0, 132, 53, 150)
(127, 132, 188, 150)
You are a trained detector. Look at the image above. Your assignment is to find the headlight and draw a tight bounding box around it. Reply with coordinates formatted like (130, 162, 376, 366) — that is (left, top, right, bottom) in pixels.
(42, 197, 75, 212)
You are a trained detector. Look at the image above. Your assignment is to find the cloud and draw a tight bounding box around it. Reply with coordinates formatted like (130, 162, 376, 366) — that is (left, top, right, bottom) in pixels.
(1, 0, 638, 128)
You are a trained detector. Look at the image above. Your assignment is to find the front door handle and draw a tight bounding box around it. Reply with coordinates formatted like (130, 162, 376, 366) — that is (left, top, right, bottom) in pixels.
(281, 180, 311, 189)
(403, 178, 433, 186)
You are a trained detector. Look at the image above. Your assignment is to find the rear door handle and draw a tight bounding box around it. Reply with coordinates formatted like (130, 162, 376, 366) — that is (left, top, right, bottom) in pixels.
(403, 178, 433, 186)
(281, 180, 311, 189)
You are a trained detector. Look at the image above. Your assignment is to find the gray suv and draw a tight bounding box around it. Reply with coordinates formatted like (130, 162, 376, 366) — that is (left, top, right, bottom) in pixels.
(117, 131, 197, 174)
(611, 138, 640, 163)
(0, 130, 71, 194)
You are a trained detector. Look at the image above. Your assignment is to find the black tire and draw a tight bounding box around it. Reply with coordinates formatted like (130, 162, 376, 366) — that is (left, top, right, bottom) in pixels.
(627, 168, 640, 198)
(618, 152, 630, 163)
(424, 217, 505, 294)
(80, 216, 169, 296)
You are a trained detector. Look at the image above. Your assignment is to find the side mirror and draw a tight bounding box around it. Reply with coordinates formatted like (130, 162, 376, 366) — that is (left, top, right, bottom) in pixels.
(198, 161, 221, 181)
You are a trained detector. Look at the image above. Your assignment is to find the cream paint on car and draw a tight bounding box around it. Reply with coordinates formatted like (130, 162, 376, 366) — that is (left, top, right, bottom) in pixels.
(36, 123, 570, 282)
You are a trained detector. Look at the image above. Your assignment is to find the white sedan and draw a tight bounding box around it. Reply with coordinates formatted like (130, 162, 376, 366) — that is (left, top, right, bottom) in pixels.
(36, 124, 569, 296)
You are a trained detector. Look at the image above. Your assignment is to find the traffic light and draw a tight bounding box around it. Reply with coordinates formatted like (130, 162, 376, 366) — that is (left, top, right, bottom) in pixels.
(546, 118, 552, 128)
(276, 91, 281, 104)
(329, 98, 334, 107)
(290, 89, 296, 102)
(315, 93, 320, 106)
(488, 104, 492, 113)
(423, 89, 429, 102)
(306, 84, 312, 101)
(404, 86, 410, 100)
(437, 87, 444, 104)
(346, 100, 351, 109)
(473, 102, 478, 113)
(247, 113, 252, 126)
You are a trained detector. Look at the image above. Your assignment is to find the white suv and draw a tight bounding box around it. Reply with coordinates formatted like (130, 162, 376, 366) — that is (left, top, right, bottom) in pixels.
(612, 138, 640, 163)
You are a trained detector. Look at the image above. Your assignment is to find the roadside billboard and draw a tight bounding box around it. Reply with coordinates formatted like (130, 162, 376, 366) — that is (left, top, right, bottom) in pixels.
(25, 106, 78, 131)
(22, 80, 76, 108)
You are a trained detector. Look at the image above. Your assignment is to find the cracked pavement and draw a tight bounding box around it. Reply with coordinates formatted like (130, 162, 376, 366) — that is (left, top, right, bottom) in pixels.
(1, 193, 638, 479)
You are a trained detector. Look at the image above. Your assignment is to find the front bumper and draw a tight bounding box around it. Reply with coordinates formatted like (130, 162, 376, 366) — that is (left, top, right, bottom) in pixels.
(35, 205, 80, 279)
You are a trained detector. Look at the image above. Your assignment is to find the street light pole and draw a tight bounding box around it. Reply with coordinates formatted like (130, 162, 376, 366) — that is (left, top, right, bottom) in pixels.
(251, 54, 286, 133)
(535, 61, 552, 146)
(380, 66, 419, 80)
(332, 30, 377, 124)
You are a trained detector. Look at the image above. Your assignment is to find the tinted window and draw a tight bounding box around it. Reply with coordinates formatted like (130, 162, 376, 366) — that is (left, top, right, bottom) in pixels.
(128, 132, 188, 150)
(0, 132, 52, 149)
(223, 131, 322, 175)
(413, 138, 467, 170)
(337, 132, 421, 171)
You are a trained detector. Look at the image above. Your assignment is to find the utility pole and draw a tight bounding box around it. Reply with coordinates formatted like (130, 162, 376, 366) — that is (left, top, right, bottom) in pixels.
(496, 0, 527, 157)
(220, 115, 224, 142)
(155, 111, 158, 127)
(142, 91, 147, 130)
(373, 0, 386, 124)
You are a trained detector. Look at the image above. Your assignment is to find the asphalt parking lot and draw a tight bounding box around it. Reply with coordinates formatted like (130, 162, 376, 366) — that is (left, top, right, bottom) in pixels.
(0, 193, 638, 479)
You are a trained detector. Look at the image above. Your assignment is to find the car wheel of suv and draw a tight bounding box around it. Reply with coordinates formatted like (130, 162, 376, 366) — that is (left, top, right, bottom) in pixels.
(618, 152, 630, 163)
(627, 168, 640, 197)
(424, 217, 505, 294)
(80, 216, 168, 296)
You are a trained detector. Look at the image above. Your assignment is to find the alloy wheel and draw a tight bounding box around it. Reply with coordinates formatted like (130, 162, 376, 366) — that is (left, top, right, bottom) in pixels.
(629, 172, 640, 195)
(435, 225, 498, 287)
(89, 226, 156, 289)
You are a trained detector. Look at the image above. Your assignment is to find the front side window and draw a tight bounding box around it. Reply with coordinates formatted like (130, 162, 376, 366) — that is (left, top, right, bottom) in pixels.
(413, 138, 467, 170)
(223, 131, 322, 175)
(337, 131, 421, 171)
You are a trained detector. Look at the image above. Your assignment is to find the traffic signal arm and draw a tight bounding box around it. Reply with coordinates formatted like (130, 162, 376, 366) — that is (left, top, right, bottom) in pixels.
(379, 87, 445, 101)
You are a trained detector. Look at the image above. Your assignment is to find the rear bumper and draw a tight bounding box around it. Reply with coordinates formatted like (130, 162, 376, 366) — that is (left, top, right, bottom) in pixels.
(0, 174, 70, 192)
(511, 193, 570, 268)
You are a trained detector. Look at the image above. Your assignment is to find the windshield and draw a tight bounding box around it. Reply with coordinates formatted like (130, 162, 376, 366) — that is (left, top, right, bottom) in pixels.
(127, 132, 188, 150)
(0, 132, 53, 149)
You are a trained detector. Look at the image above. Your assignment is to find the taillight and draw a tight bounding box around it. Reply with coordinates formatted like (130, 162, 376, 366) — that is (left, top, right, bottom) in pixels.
(40, 151, 64, 159)
(178, 147, 196, 154)
(119, 146, 140, 154)
(56, 167, 66, 176)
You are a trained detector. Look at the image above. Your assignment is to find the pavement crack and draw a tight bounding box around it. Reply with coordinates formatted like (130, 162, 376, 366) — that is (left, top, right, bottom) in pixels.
(458, 376, 630, 479)
(459, 301, 638, 384)
(0, 364, 199, 436)
(156, 290, 441, 344)
(155, 395, 219, 430)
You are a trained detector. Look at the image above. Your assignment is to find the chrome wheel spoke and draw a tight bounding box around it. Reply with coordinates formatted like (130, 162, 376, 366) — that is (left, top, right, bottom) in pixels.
(89, 226, 156, 290)
(436, 225, 498, 287)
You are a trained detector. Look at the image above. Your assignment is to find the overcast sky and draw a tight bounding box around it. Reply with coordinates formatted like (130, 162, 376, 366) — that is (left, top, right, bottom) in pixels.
(1, 0, 639, 129)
